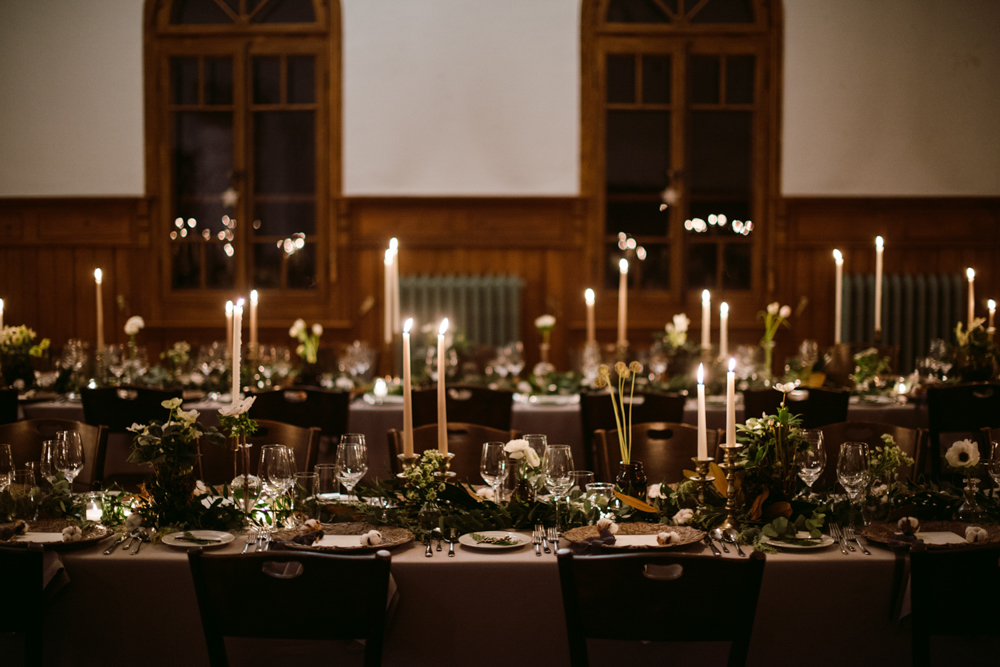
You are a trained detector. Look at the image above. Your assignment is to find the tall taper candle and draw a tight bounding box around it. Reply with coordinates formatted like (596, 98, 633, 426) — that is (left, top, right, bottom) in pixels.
(989, 299, 996, 331)
(390, 238, 400, 335)
(249, 290, 258, 353)
(726, 357, 736, 446)
(437, 318, 449, 454)
(833, 249, 844, 344)
(719, 302, 729, 359)
(231, 298, 243, 403)
(402, 318, 414, 457)
(874, 236, 884, 335)
(225, 300, 233, 359)
(585, 288, 596, 344)
(94, 269, 104, 350)
(383, 249, 394, 344)
(0, 298, 4, 330)
(967, 268, 976, 327)
(701, 289, 711, 351)
(696, 363, 707, 459)
(617, 259, 628, 346)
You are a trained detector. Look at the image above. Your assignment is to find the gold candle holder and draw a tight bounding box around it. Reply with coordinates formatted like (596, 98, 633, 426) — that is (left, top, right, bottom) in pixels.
(396, 453, 418, 480)
(433, 452, 457, 483)
(716, 443, 744, 531)
(685, 457, 715, 512)
(615, 341, 629, 362)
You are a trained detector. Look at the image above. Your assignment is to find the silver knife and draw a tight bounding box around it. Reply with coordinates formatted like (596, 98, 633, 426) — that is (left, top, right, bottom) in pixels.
(704, 535, 722, 557)
(832, 525, 849, 555)
(103, 533, 127, 555)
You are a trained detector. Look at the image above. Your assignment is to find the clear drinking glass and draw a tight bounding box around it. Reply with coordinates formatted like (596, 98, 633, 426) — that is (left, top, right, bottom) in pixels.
(292, 472, 319, 524)
(544, 445, 574, 533)
(837, 441, 870, 522)
(40, 439, 58, 485)
(480, 442, 508, 504)
(0, 444, 13, 492)
(259, 445, 295, 519)
(585, 482, 615, 517)
(569, 470, 595, 494)
(524, 434, 547, 492)
(11, 469, 37, 520)
(315, 463, 340, 503)
(795, 430, 827, 495)
(335, 437, 368, 502)
(988, 441, 1000, 493)
(55, 431, 85, 495)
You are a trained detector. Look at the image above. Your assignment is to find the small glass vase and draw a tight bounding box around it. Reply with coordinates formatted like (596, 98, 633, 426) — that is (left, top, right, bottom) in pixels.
(615, 461, 647, 502)
(510, 469, 536, 503)
(758, 341, 776, 384)
(956, 477, 985, 522)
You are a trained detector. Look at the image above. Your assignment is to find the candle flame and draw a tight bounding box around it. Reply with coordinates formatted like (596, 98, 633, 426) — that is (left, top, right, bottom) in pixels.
(967, 267, 975, 280)
(250, 289, 258, 304)
(384, 249, 394, 264)
(697, 363, 704, 385)
(702, 289, 710, 305)
(226, 300, 233, 315)
(619, 258, 628, 273)
(439, 318, 449, 335)
(403, 318, 413, 333)
(389, 237, 398, 251)
(584, 288, 595, 305)
(729, 357, 736, 372)
(989, 299, 996, 311)
(94, 268, 102, 283)
(833, 249, 843, 263)
(720, 301, 729, 316)
(0, 299, 4, 313)
(236, 297, 244, 309)
(875, 236, 884, 249)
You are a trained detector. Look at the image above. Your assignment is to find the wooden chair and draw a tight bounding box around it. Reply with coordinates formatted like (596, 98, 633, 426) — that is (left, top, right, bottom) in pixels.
(910, 541, 1000, 667)
(198, 419, 320, 486)
(188, 548, 392, 667)
(927, 382, 1000, 475)
(387, 422, 519, 483)
(0, 543, 44, 667)
(249, 386, 351, 440)
(580, 390, 686, 473)
(818, 422, 926, 488)
(594, 422, 718, 484)
(411, 385, 515, 431)
(0, 388, 18, 425)
(557, 549, 766, 667)
(743, 387, 849, 428)
(0, 419, 109, 491)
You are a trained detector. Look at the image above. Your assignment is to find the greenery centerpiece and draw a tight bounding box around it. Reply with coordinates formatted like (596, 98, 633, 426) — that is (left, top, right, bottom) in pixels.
(851, 347, 891, 395)
(0, 324, 50, 390)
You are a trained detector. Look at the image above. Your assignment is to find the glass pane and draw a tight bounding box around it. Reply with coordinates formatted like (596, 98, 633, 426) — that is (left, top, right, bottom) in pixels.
(638, 243, 670, 289)
(253, 57, 281, 105)
(688, 201, 751, 237)
(174, 112, 233, 194)
(252, 0, 316, 23)
(205, 242, 236, 289)
(606, 110, 670, 192)
(689, 110, 752, 197)
(606, 0, 671, 23)
(606, 200, 668, 236)
(171, 0, 233, 24)
(253, 242, 283, 288)
(253, 201, 316, 236)
(171, 57, 199, 105)
(690, 55, 720, 104)
(726, 55, 755, 104)
(287, 56, 315, 104)
(687, 243, 718, 289)
(171, 244, 200, 289)
(690, 0, 754, 24)
(205, 57, 233, 105)
(722, 243, 752, 289)
(642, 55, 671, 104)
(253, 111, 315, 194)
(287, 243, 316, 289)
(606, 55, 636, 104)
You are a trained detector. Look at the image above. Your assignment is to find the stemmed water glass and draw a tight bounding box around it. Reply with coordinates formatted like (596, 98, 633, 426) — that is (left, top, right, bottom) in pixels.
(0, 444, 13, 493)
(524, 434, 547, 493)
(480, 442, 508, 504)
(40, 439, 59, 485)
(795, 430, 826, 497)
(988, 441, 1000, 497)
(55, 431, 84, 495)
(543, 444, 574, 534)
(335, 435, 368, 503)
(259, 445, 296, 522)
(837, 441, 870, 523)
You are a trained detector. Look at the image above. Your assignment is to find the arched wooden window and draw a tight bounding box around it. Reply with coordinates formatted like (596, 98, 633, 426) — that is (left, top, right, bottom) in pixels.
(582, 0, 780, 312)
(144, 0, 339, 323)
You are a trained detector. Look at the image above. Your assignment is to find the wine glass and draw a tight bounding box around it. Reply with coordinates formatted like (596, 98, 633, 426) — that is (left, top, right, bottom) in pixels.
(0, 444, 13, 493)
(837, 441, 870, 522)
(315, 463, 341, 503)
(335, 436, 368, 502)
(795, 430, 827, 496)
(988, 441, 1000, 496)
(543, 444, 574, 534)
(40, 439, 59, 485)
(259, 445, 295, 521)
(292, 472, 319, 524)
(480, 442, 508, 504)
(524, 434, 547, 492)
(55, 431, 84, 495)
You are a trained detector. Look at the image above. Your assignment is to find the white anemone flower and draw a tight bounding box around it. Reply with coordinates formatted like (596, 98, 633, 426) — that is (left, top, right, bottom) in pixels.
(944, 439, 980, 468)
(219, 395, 256, 418)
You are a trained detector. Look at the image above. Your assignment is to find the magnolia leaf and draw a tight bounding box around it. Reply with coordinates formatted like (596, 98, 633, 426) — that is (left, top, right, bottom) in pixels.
(764, 501, 793, 522)
(748, 488, 769, 521)
(613, 490, 658, 514)
(710, 463, 727, 495)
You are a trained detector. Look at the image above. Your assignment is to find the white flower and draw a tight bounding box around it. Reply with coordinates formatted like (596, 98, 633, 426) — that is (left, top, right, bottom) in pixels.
(596, 517, 619, 534)
(219, 395, 256, 418)
(965, 526, 989, 543)
(335, 377, 355, 391)
(767, 302, 779, 315)
(504, 439, 529, 459)
(476, 486, 496, 501)
(360, 530, 383, 547)
(524, 448, 540, 468)
(779, 305, 791, 319)
(673, 508, 694, 525)
(945, 439, 980, 468)
(897, 516, 919, 534)
(161, 397, 183, 411)
(647, 483, 663, 499)
(124, 316, 145, 335)
(176, 408, 200, 424)
(672, 313, 690, 333)
(854, 347, 879, 360)
(773, 381, 800, 393)
(124, 513, 143, 532)
(127, 423, 146, 434)
(312, 323, 323, 336)
(657, 531, 680, 545)
(62, 526, 82, 542)
(870, 484, 888, 498)
(304, 519, 322, 531)
(289, 318, 306, 338)
(193, 480, 209, 497)
(534, 314, 556, 330)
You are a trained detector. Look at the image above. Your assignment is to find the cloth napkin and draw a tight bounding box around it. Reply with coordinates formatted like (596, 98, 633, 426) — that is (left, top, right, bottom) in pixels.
(571, 528, 617, 555)
(43, 550, 70, 603)
(270, 529, 325, 550)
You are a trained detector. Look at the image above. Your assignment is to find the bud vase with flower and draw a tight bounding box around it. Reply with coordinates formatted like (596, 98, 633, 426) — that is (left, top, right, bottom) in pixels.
(596, 360, 647, 502)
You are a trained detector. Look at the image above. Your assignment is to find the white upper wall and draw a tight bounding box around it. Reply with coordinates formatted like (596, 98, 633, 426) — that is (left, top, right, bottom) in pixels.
(0, 0, 144, 197)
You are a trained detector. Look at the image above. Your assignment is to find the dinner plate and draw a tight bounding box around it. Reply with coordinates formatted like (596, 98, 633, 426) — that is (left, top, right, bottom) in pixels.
(563, 523, 705, 550)
(272, 522, 413, 553)
(527, 394, 579, 406)
(4, 519, 114, 551)
(362, 394, 404, 405)
(161, 530, 235, 549)
(860, 521, 1000, 548)
(458, 530, 530, 550)
(759, 531, 835, 550)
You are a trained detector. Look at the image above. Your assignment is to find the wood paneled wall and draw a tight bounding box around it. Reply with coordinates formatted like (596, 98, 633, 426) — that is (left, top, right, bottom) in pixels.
(1, 195, 997, 373)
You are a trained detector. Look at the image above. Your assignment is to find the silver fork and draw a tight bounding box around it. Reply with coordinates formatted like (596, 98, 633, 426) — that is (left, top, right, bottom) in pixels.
(837, 523, 856, 552)
(531, 528, 542, 557)
(547, 526, 559, 554)
(258, 526, 272, 552)
(844, 524, 871, 555)
(830, 523, 849, 555)
(538, 525, 550, 554)
(243, 527, 258, 553)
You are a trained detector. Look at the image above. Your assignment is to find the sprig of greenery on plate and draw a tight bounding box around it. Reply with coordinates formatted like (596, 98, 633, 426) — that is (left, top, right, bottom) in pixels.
(761, 511, 826, 546)
(470, 532, 519, 546)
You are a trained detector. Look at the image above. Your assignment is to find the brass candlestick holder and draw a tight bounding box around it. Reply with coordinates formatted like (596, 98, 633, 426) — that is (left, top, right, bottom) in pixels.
(396, 453, 418, 479)
(716, 443, 744, 531)
(615, 341, 629, 362)
(685, 457, 715, 512)
(433, 452, 457, 483)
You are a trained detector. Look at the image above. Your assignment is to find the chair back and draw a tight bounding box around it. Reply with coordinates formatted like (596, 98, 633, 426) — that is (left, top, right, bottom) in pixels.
(557, 550, 765, 667)
(927, 382, 1000, 475)
(0, 388, 18, 425)
(594, 422, 717, 484)
(744, 387, 849, 429)
(188, 549, 391, 667)
(388, 422, 518, 483)
(818, 421, 926, 488)
(411, 385, 514, 431)
(0, 419, 109, 491)
(580, 391, 686, 472)
(910, 541, 1000, 667)
(0, 543, 44, 667)
(249, 387, 351, 439)
(81, 386, 183, 432)
(198, 419, 320, 485)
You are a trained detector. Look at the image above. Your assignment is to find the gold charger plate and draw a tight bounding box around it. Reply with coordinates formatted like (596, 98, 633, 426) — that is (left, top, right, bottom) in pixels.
(272, 522, 413, 553)
(860, 521, 1000, 548)
(563, 523, 705, 550)
(1, 519, 115, 551)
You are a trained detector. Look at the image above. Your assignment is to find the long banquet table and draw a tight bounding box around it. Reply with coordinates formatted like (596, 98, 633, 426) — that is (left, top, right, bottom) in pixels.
(7, 528, 995, 667)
